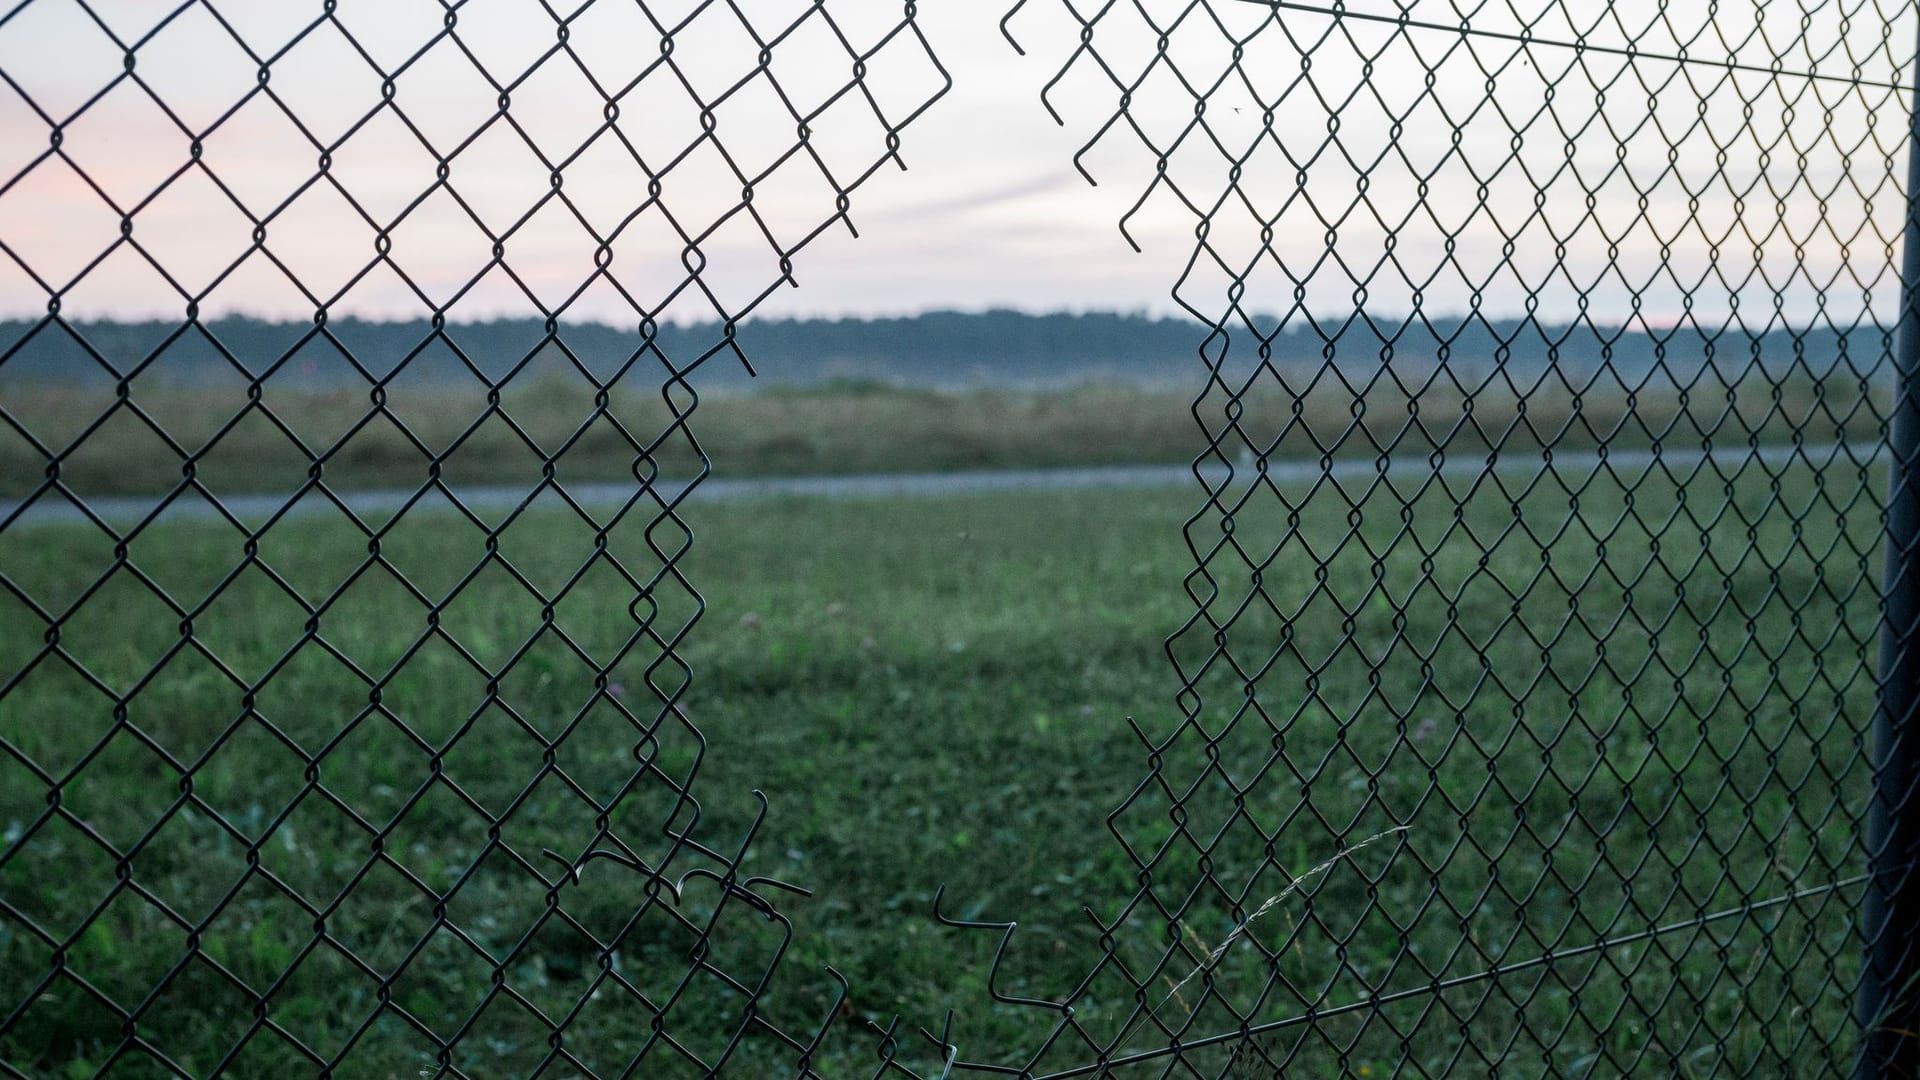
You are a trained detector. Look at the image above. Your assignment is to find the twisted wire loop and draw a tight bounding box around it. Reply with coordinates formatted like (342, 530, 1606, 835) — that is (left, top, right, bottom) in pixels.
(0, 1, 946, 1076)
(892, 1, 1920, 1075)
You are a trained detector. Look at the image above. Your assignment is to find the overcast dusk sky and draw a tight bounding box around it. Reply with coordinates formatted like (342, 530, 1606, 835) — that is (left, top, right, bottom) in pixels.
(0, 1, 1913, 329)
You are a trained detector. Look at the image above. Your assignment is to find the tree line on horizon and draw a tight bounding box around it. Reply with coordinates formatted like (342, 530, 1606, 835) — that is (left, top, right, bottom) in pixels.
(0, 308, 1891, 391)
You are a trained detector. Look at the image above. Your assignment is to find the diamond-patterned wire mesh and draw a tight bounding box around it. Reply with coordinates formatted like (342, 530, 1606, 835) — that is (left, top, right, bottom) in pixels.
(0, 1, 947, 1076)
(865, 1, 1920, 1076)
(7, 0, 1920, 1078)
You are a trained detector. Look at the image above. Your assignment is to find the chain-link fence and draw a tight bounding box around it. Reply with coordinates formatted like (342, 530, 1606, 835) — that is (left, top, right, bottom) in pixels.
(0, 2, 952, 1076)
(4, 0, 1920, 1078)
(951, 1, 1920, 1076)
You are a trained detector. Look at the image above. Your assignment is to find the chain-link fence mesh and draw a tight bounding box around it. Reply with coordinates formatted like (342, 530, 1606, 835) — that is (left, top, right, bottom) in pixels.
(6, 0, 1920, 1078)
(889, 1, 1920, 1077)
(0, 2, 948, 1076)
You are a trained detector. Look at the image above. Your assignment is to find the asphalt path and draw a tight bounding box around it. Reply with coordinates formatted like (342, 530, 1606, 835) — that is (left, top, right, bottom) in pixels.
(0, 440, 1880, 532)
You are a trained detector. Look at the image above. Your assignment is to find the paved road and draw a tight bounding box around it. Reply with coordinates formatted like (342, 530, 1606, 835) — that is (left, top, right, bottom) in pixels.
(0, 440, 1880, 531)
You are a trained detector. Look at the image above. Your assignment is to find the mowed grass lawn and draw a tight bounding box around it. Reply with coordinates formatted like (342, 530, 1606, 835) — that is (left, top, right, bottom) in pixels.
(0, 454, 1885, 1077)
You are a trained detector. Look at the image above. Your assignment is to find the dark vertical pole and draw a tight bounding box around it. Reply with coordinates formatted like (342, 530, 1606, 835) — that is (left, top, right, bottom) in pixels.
(1860, 27, 1920, 1078)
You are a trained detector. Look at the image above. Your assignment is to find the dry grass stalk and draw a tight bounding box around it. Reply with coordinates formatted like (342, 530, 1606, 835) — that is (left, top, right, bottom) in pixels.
(1150, 824, 1412, 1020)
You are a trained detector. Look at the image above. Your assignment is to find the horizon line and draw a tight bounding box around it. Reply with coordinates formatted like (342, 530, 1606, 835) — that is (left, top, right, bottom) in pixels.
(0, 306, 1889, 334)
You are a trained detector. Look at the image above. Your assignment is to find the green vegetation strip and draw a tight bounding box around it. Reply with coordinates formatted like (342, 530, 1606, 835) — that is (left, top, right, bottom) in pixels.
(2, 375, 1870, 500)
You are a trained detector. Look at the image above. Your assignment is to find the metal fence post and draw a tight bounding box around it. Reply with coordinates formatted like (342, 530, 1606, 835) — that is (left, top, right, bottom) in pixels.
(1860, 33, 1920, 1077)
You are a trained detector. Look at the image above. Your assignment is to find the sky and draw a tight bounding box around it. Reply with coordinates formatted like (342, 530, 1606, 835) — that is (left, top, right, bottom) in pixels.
(0, 0, 1913, 329)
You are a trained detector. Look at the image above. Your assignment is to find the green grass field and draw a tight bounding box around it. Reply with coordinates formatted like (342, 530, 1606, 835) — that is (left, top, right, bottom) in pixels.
(0, 449, 1885, 1077)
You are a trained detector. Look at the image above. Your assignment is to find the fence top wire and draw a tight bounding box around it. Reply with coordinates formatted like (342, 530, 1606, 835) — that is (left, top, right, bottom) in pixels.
(1210, 0, 1917, 90)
